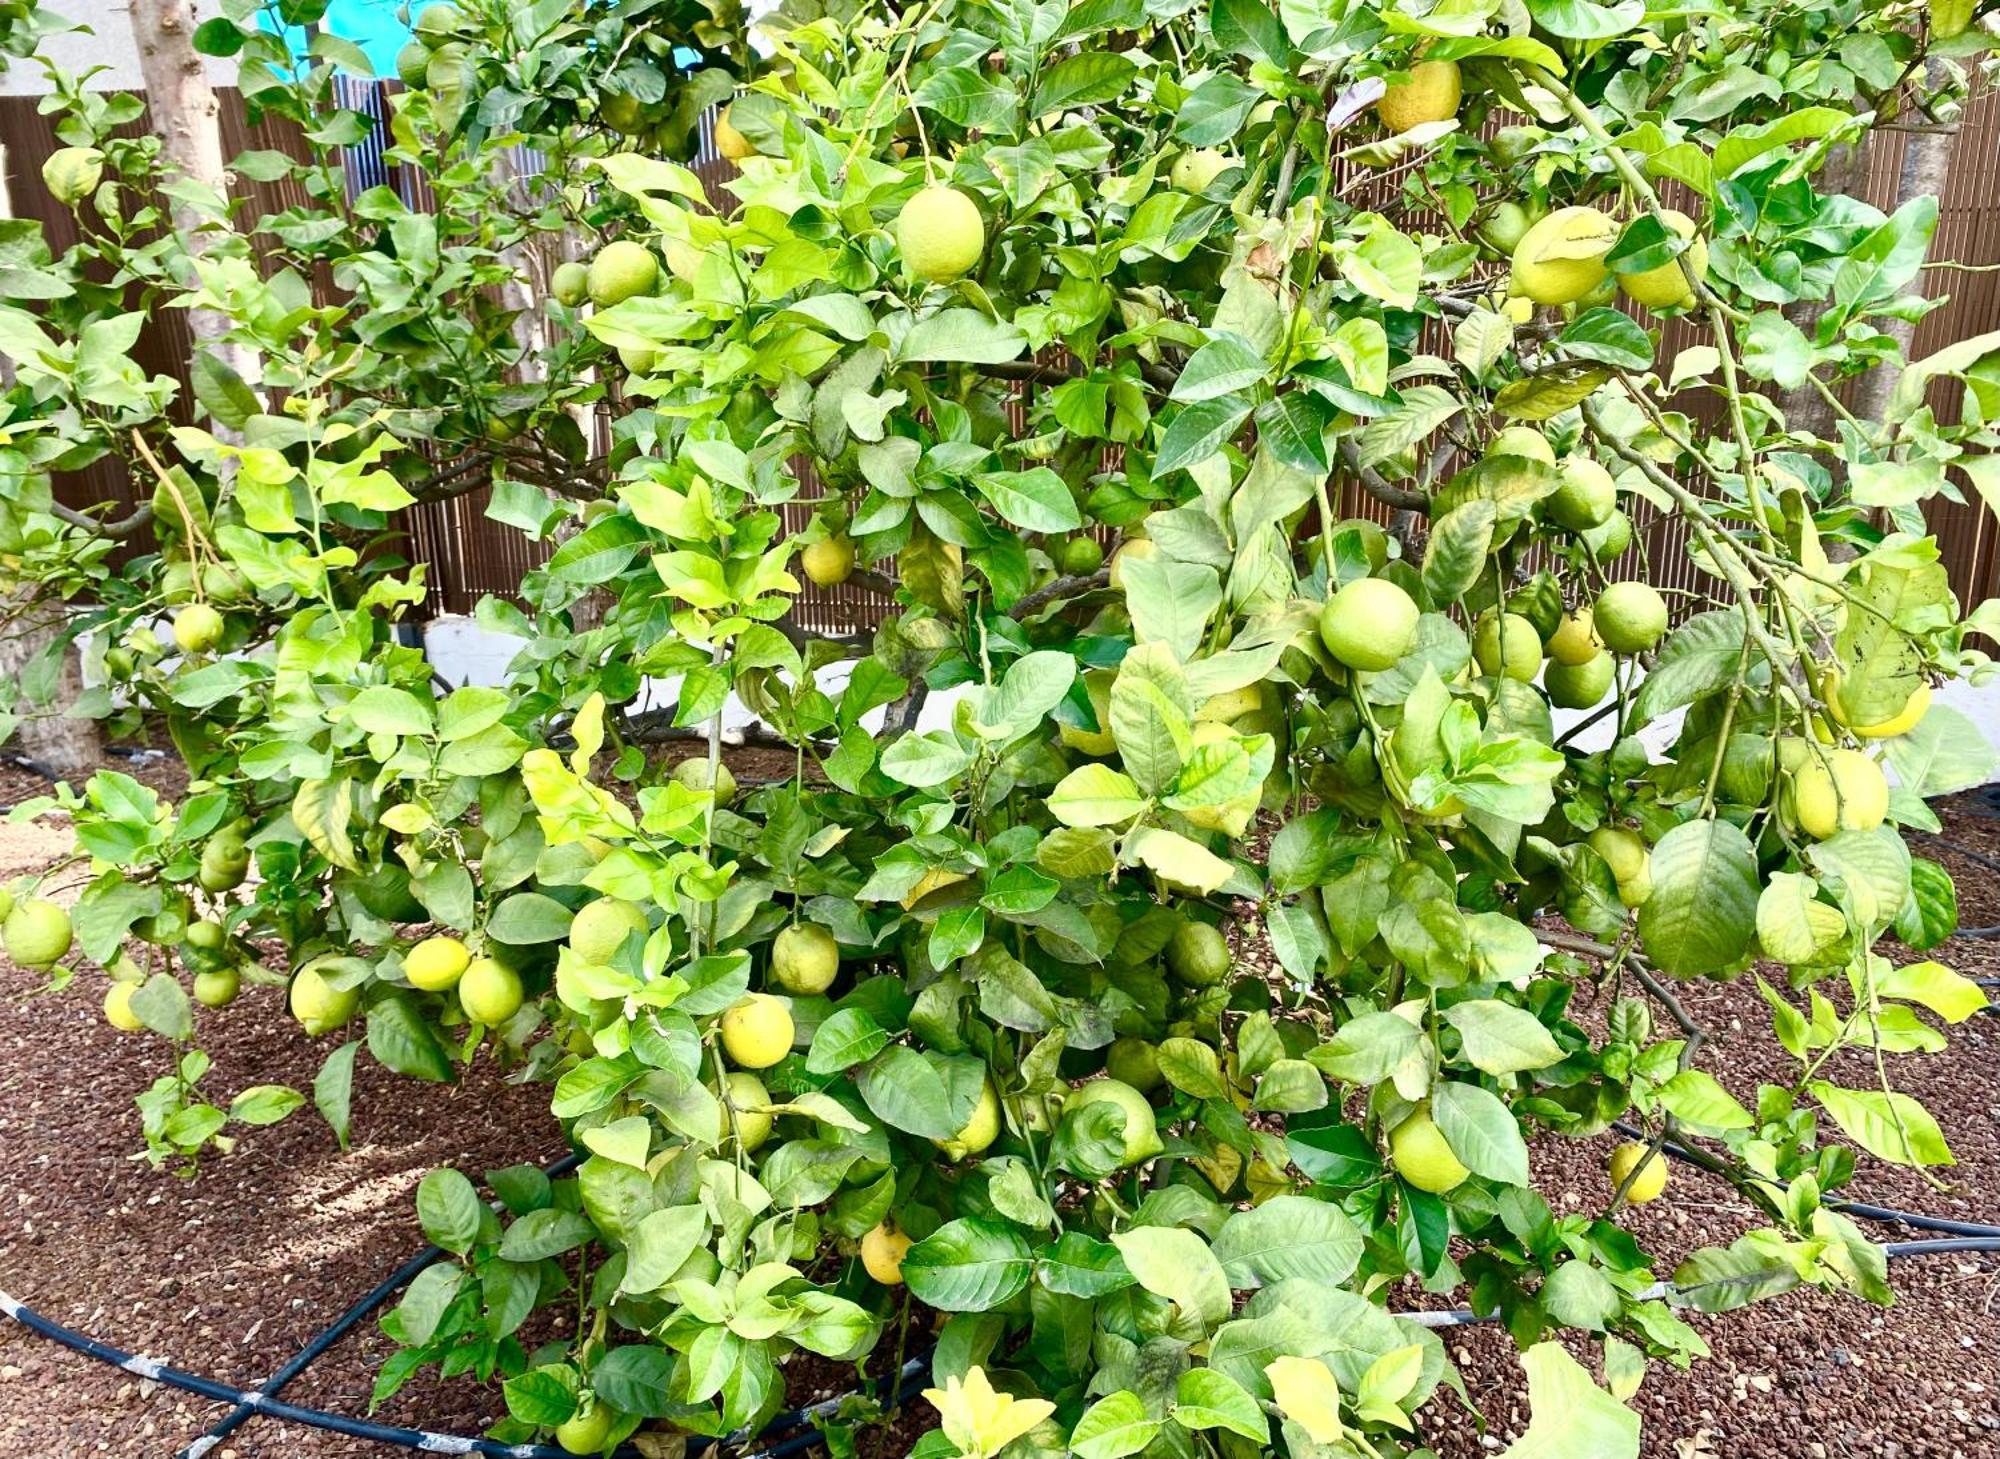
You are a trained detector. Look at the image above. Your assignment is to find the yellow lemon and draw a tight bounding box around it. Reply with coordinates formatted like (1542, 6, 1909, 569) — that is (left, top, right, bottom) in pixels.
(4, 898, 72, 968)
(1618, 210, 1708, 310)
(1318, 578, 1420, 672)
(1510, 206, 1619, 306)
(1389, 1107, 1469, 1193)
(1107, 536, 1157, 590)
(800, 536, 855, 587)
(1057, 668, 1117, 757)
(1546, 608, 1601, 667)
(460, 956, 524, 1024)
(1588, 826, 1652, 907)
(896, 186, 985, 283)
(860, 1222, 914, 1284)
(901, 867, 970, 911)
(290, 961, 362, 1035)
(771, 923, 839, 995)
(1593, 582, 1668, 656)
(104, 981, 144, 1031)
(569, 897, 649, 966)
(172, 604, 225, 655)
(720, 993, 793, 1069)
(1830, 677, 1931, 739)
(1787, 748, 1889, 840)
(1473, 611, 1544, 682)
(713, 104, 753, 161)
(405, 934, 471, 991)
(1608, 1141, 1669, 1203)
(1168, 148, 1234, 192)
(1377, 59, 1461, 133)
(935, 1079, 1000, 1160)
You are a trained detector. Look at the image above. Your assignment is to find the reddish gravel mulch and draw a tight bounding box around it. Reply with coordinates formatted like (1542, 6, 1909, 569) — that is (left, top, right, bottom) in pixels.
(0, 756, 1995, 1458)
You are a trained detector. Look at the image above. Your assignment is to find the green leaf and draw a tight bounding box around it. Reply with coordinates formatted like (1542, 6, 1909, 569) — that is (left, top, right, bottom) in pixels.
(1308, 1011, 1421, 1085)
(1069, 1392, 1160, 1459)
(226, 1084, 305, 1127)
(1173, 333, 1269, 402)
(1443, 999, 1564, 1075)
(1874, 960, 1986, 1023)
(902, 1218, 1035, 1310)
(976, 467, 1082, 533)
(313, 1041, 360, 1150)
(1033, 51, 1138, 114)
(1431, 1080, 1530, 1186)
(1808, 1080, 1954, 1167)
(1120, 556, 1220, 661)
(396, 1263, 465, 1348)
(1559, 309, 1652, 370)
(485, 892, 575, 944)
(499, 1207, 598, 1261)
(503, 1365, 578, 1427)
(1211, 1195, 1361, 1287)
(1540, 1261, 1620, 1331)
(347, 686, 433, 736)
(417, 1168, 484, 1254)
(806, 1007, 891, 1073)
(1421, 501, 1496, 604)
(1172, 1368, 1267, 1442)
(130, 973, 193, 1041)
(1637, 819, 1758, 976)
(1111, 1227, 1232, 1334)
(367, 997, 455, 1083)
(1048, 764, 1147, 827)
(1657, 1069, 1754, 1132)
(898, 309, 1028, 365)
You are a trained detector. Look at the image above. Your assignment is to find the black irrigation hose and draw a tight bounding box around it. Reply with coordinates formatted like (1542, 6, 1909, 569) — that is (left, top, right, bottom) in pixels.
(1614, 1120, 2000, 1239)
(181, 1153, 588, 1459)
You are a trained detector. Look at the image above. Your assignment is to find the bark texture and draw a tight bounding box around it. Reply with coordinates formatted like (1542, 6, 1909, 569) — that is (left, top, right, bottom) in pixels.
(0, 596, 103, 777)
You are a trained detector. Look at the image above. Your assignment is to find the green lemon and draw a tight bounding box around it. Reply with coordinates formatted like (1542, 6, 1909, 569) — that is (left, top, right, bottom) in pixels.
(553, 1401, 616, 1455)
(4, 898, 72, 968)
(935, 1079, 1000, 1160)
(1389, 1108, 1469, 1193)
(1062, 1078, 1163, 1167)
(720, 993, 793, 1069)
(1583, 509, 1633, 563)
(1487, 425, 1555, 464)
(771, 923, 839, 995)
(1543, 650, 1614, 710)
(460, 956, 525, 1024)
(568, 897, 649, 966)
(896, 186, 985, 283)
(198, 834, 249, 893)
(724, 1071, 773, 1152)
(801, 536, 855, 587)
(1169, 148, 1235, 192)
(1105, 1037, 1162, 1094)
(1318, 578, 1420, 672)
(1472, 611, 1543, 682)
(1055, 535, 1105, 576)
(586, 240, 660, 308)
(1547, 456, 1617, 531)
(172, 604, 225, 655)
(405, 934, 472, 991)
(413, 3, 460, 46)
(1593, 582, 1668, 655)
(1166, 920, 1230, 987)
(671, 756, 736, 804)
(193, 966, 241, 1008)
(550, 260, 589, 306)
(290, 960, 362, 1035)
(1477, 201, 1534, 255)
(1588, 826, 1652, 907)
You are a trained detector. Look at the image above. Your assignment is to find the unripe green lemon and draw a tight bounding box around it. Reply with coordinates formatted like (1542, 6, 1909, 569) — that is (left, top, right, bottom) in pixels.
(396, 38, 433, 88)
(1055, 535, 1104, 576)
(800, 536, 855, 587)
(1510, 206, 1619, 306)
(935, 1078, 1000, 1160)
(618, 343, 657, 375)
(4, 898, 72, 968)
(1593, 582, 1668, 655)
(425, 41, 469, 97)
(1106, 1036, 1162, 1094)
(1473, 611, 1544, 682)
(1618, 210, 1708, 310)
(1544, 651, 1614, 710)
(41, 146, 104, 207)
(1548, 456, 1618, 531)
(1388, 1108, 1469, 1193)
(186, 918, 227, 955)
(193, 966, 241, 1008)
(553, 1402, 616, 1455)
(770, 923, 839, 995)
(896, 186, 985, 283)
(198, 835, 249, 893)
(600, 91, 648, 136)
(0, 886, 16, 922)
(1169, 148, 1234, 192)
(413, 3, 460, 46)
(568, 897, 649, 966)
(172, 604, 225, 655)
(290, 961, 362, 1035)
(1166, 920, 1231, 987)
(1196, 683, 1264, 724)
(1377, 59, 1462, 133)
(550, 260, 589, 307)
(1318, 578, 1420, 672)
(724, 1070, 773, 1151)
(1588, 826, 1652, 907)
(671, 756, 736, 804)
(105, 981, 144, 1030)
(1477, 200, 1534, 255)
(1608, 1141, 1669, 1203)
(1583, 508, 1633, 563)
(405, 934, 472, 991)
(861, 1222, 913, 1284)
(1062, 1078, 1163, 1167)
(720, 993, 793, 1069)
(1786, 748, 1889, 840)
(713, 104, 754, 162)
(586, 240, 660, 309)
(1488, 425, 1556, 464)
(1546, 608, 1601, 666)
(460, 956, 524, 1024)
(106, 950, 143, 984)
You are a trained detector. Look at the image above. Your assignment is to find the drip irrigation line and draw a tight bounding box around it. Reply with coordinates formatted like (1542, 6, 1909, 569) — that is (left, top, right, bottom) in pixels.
(180, 1153, 588, 1459)
(1613, 1121, 2000, 1238)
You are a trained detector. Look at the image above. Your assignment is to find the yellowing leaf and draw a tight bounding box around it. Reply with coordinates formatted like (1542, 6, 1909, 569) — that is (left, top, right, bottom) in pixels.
(923, 1366, 1055, 1459)
(1265, 1355, 1346, 1444)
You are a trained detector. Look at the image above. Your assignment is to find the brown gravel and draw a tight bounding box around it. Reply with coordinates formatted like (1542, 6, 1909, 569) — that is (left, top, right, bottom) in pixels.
(0, 757, 1995, 1458)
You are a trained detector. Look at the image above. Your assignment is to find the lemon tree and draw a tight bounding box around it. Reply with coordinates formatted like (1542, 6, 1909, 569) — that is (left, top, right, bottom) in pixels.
(1, 0, 1998, 1454)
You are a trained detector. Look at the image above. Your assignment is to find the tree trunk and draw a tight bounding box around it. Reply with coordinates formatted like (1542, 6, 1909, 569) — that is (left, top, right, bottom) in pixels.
(0, 596, 104, 778)
(129, 0, 258, 395)
(1772, 139, 1870, 436)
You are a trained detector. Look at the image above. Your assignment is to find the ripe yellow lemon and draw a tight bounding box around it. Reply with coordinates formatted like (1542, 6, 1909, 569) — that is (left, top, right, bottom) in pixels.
(1830, 677, 1931, 739)
(936, 1079, 1001, 1160)
(405, 934, 471, 991)
(104, 981, 144, 1031)
(896, 186, 985, 283)
(724, 1070, 773, 1152)
(460, 956, 524, 1024)
(1544, 651, 1614, 710)
(1377, 59, 1462, 133)
(720, 993, 793, 1069)
(172, 604, 225, 655)
(1618, 210, 1708, 310)
(290, 961, 362, 1035)
(1510, 206, 1619, 306)
(1548, 456, 1617, 531)
(1488, 425, 1556, 464)
(1062, 1078, 1163, 1167)
(1057, 669, 1118, 757)
(860, 1222, 914, 1284)
(1593, 582, 1668, 656)
(1588, 826, 1652, 908)
(569, 897, 649, 966)
(1169, 148, 1234, 192)
(1546, 608, 1601, 667)
(713, 104, 753, 162)
(771, 923, 839, 995)
(1388, 1108, 1468, 1193)
(1473, 611, 1544, 682)
(1608, 1141, 1669, 1203)
(1166, 920, 1231, 987)
(586, 240, 659, 308)
(1107, 537, 1157, 590)
(4, 898, 72, 969)
(1319, 578, 1420, 672)
(1787, 748, 1889, 840)
(800, 536, 855, 587)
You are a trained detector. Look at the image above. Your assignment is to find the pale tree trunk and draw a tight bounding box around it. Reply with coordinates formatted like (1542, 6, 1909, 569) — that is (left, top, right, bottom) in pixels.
(129, 0, 258, 395)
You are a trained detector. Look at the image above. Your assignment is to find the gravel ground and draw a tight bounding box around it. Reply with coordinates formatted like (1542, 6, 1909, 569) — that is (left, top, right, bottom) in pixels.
(0, 754, 1995, 1458)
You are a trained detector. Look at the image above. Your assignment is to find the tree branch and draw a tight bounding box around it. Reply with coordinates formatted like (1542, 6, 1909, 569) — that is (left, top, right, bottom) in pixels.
(1335, 439, 1429, 512)
(50, 501, 155, 539)
(1010, 567, 1109, 618)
